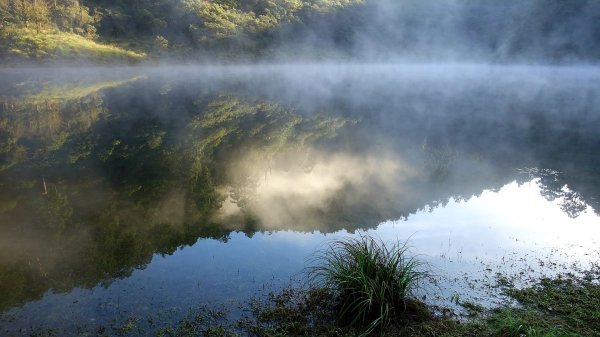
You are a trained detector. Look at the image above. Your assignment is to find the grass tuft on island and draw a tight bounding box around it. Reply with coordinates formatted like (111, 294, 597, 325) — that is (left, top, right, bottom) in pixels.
(307, 235, 426, 335)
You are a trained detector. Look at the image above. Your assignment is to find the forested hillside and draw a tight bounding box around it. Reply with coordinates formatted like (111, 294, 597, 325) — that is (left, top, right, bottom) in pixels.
(0, 0, 146, 62)
(0, 0, 363, 62)
(1, 0, 599, 63)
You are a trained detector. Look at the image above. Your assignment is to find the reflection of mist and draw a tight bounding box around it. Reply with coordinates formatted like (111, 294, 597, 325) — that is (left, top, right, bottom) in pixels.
(219, 150, 416, 230)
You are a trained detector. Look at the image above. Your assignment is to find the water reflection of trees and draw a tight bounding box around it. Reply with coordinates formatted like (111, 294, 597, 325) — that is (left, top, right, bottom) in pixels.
(519, 168, 588, 218)
(416, 123, 600, 220)
(0, 75, 351, 312)
(1, 71, 600, 313)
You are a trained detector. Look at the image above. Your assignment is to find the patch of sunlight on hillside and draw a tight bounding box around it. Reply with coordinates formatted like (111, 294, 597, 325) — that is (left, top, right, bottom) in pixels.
(1, 28, 145, 62)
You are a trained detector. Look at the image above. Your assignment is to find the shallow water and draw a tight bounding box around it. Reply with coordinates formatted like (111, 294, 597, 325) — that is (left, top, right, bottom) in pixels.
(1, 64, 599, 334)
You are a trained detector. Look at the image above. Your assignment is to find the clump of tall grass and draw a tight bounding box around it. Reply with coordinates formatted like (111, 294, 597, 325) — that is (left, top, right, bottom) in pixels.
(308, 234, 425, 335)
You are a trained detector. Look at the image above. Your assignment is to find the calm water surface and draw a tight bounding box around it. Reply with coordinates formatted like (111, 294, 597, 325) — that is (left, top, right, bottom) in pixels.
(1, 64, 599, 335)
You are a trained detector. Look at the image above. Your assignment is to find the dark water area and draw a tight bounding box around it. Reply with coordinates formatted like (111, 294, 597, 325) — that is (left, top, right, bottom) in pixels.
(1, 64, 600, 335)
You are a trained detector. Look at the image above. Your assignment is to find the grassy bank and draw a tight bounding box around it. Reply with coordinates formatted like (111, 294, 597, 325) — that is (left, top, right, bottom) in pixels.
(0, 27, 145, 64)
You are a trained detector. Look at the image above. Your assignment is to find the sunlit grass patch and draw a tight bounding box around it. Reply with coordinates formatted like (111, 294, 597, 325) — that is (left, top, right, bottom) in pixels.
(308, 234, 426, 335)
(0, 27, 145, 63)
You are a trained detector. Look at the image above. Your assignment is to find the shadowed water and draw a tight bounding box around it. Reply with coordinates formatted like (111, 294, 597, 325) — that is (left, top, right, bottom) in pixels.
(1, 64, 599, 335)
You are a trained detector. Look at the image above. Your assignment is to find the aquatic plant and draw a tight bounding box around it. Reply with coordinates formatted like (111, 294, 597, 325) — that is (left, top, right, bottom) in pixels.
(308, 234, 425, 335)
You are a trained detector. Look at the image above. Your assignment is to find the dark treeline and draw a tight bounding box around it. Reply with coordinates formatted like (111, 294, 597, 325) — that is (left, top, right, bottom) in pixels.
(1, 0, 599, 63)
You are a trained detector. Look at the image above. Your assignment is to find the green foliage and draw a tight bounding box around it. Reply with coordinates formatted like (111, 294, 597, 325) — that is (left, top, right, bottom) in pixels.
(0, 0, 98, 36)
(309, 234, 425, 335)
(175, 0, 364, 55)
(153, 34, 169, 51)
(0, 0, 367, 61)
(303, 0, 364, 12)
(50, 0, 99, 37)
(186, 1, 265, 40)
(0, 0, 145, 62)
(486, 309, 576, 337)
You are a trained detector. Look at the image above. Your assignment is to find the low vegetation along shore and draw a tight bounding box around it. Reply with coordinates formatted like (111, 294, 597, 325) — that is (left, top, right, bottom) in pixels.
(29, 235, 600, 337)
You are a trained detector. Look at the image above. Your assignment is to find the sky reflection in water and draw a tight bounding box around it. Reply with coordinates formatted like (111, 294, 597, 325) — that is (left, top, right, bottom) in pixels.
(3, 179, 599, 333)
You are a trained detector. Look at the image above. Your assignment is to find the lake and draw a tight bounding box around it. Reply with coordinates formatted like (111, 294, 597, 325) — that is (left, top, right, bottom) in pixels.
(1, 64, 599, 335)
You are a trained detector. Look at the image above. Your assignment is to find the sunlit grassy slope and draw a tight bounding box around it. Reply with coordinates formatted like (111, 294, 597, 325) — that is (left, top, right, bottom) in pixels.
(0, 27, 145, 63)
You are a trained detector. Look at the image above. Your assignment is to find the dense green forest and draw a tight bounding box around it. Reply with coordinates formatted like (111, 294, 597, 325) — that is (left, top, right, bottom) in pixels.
(1, 0, 599, 63)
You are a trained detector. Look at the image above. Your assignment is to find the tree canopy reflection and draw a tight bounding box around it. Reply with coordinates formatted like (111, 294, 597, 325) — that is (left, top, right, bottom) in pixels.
(0, 67, 599, 313)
